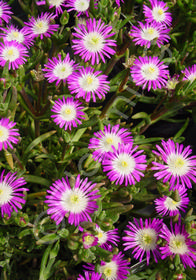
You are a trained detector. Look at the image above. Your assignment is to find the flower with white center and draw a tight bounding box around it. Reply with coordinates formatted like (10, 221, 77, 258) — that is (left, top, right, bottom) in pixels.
(23, 12, 59, 39)
(130, 21, 170, 48)
(0, 25, 34, 48)
(72, 18, 116, 65)
(159, 221, 196, 268)
(67, 66, 110, 102)
(82, 232, 98, 249)
(0, 41, 28, 70)
(130, 56, 169, 91)
(0, 1, 12, 25)
(182, 64, 196, 83)
(0, 118, 20, 151)
(95, 225, 119, 250)
(143, 0, 172, 26)
(88, 124, 133, 163)
(102, 143, 147, 186)
(45, 175, 101, 226)
(154, 185, 189, 217)
(152, 139, 196, 190)
(0, 170, 28, 217)
(123, 218, 163, 265)
(65, 0, 90, 16)
(36, 0, 66, 15)
(43, 53, 77, 85)
(51, 96, 85, 130)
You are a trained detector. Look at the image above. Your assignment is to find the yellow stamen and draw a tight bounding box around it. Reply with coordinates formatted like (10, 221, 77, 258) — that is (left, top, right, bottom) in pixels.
(0, 130, 3, 137)
(0, 189, 3, 194)
(86, 76, 93, 84)
(158, 9, 163, 15)
(65, 108, 72, 115)
(97, 232, 103, 239)
(84, 235, 94, 244)
(121, 161, 128, 167)
(174, 158, 185, 168)
(7, 49, 14, 56)
(106, 137, 113, 144)
(142, 233, 152, 245)
(36, 22, 43, 29)
(173, 240, 183, 248)
(91, 36, 99, 45)
(148, 67, 155, 73)
(60, 66, 66, 72)
(70, 194, 79, 204)
(12, 31, 19, 38)
(104, 267, 112, 277)
(148, 28, 155, 35)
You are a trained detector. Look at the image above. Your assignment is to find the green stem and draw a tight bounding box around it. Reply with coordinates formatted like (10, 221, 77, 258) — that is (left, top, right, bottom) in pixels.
(27, 192, 46, 199)
(100, 92, 117, 119)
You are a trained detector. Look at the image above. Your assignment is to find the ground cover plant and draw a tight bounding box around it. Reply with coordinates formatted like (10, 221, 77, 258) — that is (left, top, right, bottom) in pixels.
(0, 0, 196, 279)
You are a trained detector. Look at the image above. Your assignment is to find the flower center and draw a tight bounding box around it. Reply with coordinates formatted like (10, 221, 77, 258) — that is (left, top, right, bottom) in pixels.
(33, 20, 49, 35)
(164, 196, 180, 211)
(167, 154, 190, 176)
(104, 267, 112, 277)
(169, 234, 188, 255)
(49, 0, 65, 6)
(75, 0, 89, 12)
(3, 47, 20, 62)
(83, 32, 104, 53)
(70, 194, 79, 204)
(141, 27, 159, 41)
(84, 235, 94, 245)
(99, 261, 118, 280)
(61, 189, 88, 213)
(106, 137, 113, 144)
(100, 133, 121, 152)
(60, 105, 76, 122)
(141, 63, 159, 80)
(152, 7, 165, 22)
(142, 233, 153, 244)
(79, 73, 99, 92)
(121, 160, 128, 167)
(158, 9, 163, 15)
(136, 228, 157, 251)
(96, 227, 107, 244)
(113, 153, 136, 175)
(0, 125, 9, 142)
(53, 62, 73, 80)
(0, 183, 13, 206)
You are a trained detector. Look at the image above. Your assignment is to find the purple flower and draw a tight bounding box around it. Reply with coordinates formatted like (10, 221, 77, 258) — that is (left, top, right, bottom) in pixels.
(130, 21, 170, 49)
(51, 96, 85, 130)
(77, 271, 102, 280)
(102, 143, 147, 186)
(115, 0, 124, 7)
(123, 218, 163, 265)
(88, 124, 133, 163)
(23, 12, 59, 39)
(45, 175, 101, 226)
(143, 0, 172, 26)
(130, 56, 169, 91)
(67, 66, 110, 102)
(65, 0, 90, 16)
(182, 64, 196, 83)
(0, 1, 12, 25)
(0, 170, 28, 217)
(82, 232, 98, 249)
(154, 185, 189, 217)
(43, 53, 77, 86)
(36, 0, 67, 15)
(0, 41, 28, 70)
(72, 18, 116, 65)
(152, 139, 196, 190)
(159, 220, 196, 268)
(0, 25, 34, 48)
(0, 118, 20, 150)
(95, 225, 119, 250)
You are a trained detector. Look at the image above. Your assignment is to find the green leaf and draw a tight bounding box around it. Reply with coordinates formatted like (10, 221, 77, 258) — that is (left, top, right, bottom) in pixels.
(132, 112, 151, 124)
(23, 175, 51, 187)
(60, 10, 69, 25)
(173, 118, 189, 141)
(18, 228, 33, 239)
(50, 240, 60, 259)
(36, 233, 59, 245)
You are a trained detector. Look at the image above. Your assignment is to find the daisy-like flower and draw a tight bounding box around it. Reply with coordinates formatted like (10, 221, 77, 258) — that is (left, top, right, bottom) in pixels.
(95, 225, 119, 250)
(0, 1, 12, 25)
(0, 41, 28, 70)
(88, 124, 133, 163)
(77, 271, 102, 280)
(154, 185, 189, 217)
(129, 21, 170, 49)
(159, 221, 196, 268)
(123, 218, 163, 265)
(98, 252, 130, 280)
(0, 170, 28, 217)
(43, 53, 77, 86)
(182, 64, 196, 83)
(152, 139, 196, 190)
(67, 66, 110, 102)
(102, 143, 147, 186)
(130, 56, 169, 91)
(72, 18, 116, 65)
(0, 118, 20, 151)
(51, 96, 85, 130)
(23, 12, 59, 40)
(65, 0, 90, 17)
(45, 175, 101, 226)
(0, 25, 34, 48)
(37, 0, 66, 15)
(143, 0, 172, 26)
(82, 232, 98, 249)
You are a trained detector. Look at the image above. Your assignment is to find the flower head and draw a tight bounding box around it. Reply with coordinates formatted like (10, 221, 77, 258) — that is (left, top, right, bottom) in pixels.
(182, 64, 196, 83)
(143, 0, 172, 26)
(72, 18, 116, 65)
(0, 118, 20, 150)
(166, 74, 179, 90)
(88, 124, 133, 162)
(36, 0, 66, 15)
(102, 143, 147, 186)
(154, 185, 189, 217)
(51, 96, 85, 130)
(95, 225, 119, 250)
(0, 1, 12, 25)
(45, 175, 101, 226)
(82, 232, 98, 249)
(130, 21, 170, 49)
(43, 53, 77, 86)
(67, 66, 110, 102)
(130, 56, 169, 91)
(123, 218, 163, 265)
(159, 221, 196, 268)
(152, 139, 196, 189)
(0, 41, 28, 70)
(0, 170, 28, 217)
(23, 12, 59, 39)
(65, 0, 90, 16)
(77, 271, 102, 280)
(0, 25, 34, 48)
